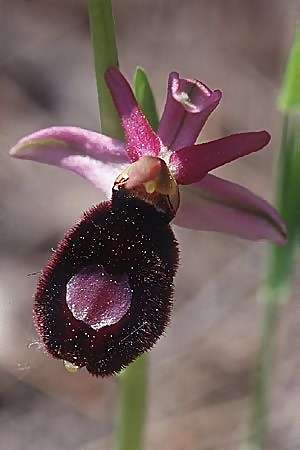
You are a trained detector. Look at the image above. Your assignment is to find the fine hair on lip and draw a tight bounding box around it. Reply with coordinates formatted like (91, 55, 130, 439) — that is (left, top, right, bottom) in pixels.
(34, 195, 179, 376)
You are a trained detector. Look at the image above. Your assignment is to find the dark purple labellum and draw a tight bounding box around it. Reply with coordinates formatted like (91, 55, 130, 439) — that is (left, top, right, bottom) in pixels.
(34, 194, 179, 376)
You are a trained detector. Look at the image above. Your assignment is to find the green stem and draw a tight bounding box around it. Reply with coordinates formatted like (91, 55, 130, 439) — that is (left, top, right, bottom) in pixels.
(88, 0, 123, 139)
(248, 286, 280, 448)
(115, 355, 149, 450)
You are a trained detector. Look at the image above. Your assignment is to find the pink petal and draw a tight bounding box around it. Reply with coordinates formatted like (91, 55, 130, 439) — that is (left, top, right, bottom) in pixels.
(173, 174, 287, 244)
(158, 72, 222, 151)
(105, 67, 161, 161)
(170, 131, 271, 185)
(9, 126, 129, 196)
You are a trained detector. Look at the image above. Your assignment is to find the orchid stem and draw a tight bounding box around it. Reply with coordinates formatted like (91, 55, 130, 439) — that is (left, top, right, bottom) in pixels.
(116, 355, 149, 450)
(88, 0, 123, 139)
(248, 286, 280, 448)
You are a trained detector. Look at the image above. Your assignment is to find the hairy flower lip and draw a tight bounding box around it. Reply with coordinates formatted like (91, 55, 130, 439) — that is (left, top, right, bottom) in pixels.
(34, 196, 179, 376)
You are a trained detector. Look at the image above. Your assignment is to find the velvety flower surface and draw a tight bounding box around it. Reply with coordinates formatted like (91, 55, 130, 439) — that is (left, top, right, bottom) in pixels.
(10, 67, 286, 376)
(35, 195, 178, 376)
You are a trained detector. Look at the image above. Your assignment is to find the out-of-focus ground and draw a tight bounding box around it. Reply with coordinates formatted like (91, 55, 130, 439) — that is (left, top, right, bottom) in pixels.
(1, 0, 300, 449)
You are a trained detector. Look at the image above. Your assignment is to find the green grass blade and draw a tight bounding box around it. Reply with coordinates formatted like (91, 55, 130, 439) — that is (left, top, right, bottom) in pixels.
(88, 0, 123, 139)
(278, 28, 300, 112)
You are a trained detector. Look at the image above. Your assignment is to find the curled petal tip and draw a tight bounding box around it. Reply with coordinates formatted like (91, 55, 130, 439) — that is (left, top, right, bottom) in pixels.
(159, 72, 222, 151)
(105, 65, 116, 75)
(9, 135, 67, 159)
(275, 223, 288, 246)
(104, 66, 121, 87)
(105, 65, 122, 80)
(260, 130, 271, 146)
(214, 89, 223, 99)
(9, 143, 22, 158)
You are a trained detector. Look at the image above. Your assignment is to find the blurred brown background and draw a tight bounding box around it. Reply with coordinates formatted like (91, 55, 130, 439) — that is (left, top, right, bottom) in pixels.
(1, 0, 300, 449)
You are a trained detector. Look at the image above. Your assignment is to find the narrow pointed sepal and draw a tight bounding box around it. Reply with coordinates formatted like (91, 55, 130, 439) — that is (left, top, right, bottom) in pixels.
(9, 126, 128, 196)
(170, 131, 271, 185)
(105, 67, 161, 161)
(35, 196, 179, 376)
(173, 174, 287, 245)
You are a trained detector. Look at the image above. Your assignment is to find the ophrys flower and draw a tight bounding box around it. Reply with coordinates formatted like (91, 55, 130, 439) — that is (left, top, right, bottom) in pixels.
(10, 68, 286, 376)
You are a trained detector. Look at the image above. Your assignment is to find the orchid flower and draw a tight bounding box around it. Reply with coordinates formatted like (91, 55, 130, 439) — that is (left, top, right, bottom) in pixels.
(10, 67, 286, 376)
